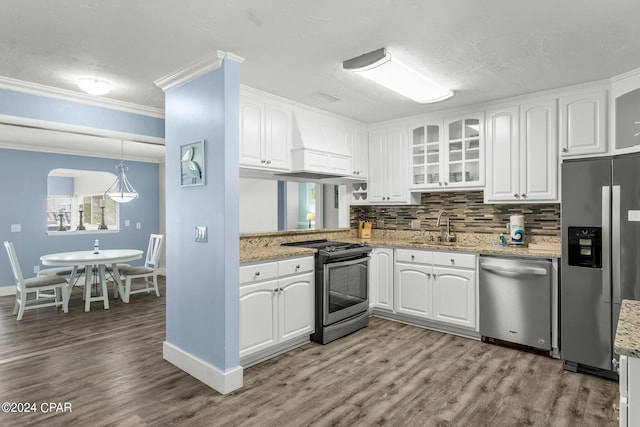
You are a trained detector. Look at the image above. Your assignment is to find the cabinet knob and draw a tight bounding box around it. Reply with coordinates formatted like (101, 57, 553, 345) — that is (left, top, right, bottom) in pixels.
(411, 254, 415, 260)
(562, 148, 568, 153)
(295, 265, 300, 270)
(266, 160, 271, 164)
(444, 182, 448, 186)
(427, 273, 431, 278)
(273, 288, 278, 293)
(254, 271, 260, 276)
(521, 193, 527, 198)
(279, 287, 283, 292)
(261, 159, 266, 164)
(514, 193, 519, 198)
(450, 258, 455, 264)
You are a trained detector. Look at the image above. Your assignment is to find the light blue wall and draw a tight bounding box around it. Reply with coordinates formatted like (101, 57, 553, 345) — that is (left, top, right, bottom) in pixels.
(0, 148, 160, 286)
(47, 176, 74, 195)
(164, 58, 240, 372)
(0, 88, 164, 138)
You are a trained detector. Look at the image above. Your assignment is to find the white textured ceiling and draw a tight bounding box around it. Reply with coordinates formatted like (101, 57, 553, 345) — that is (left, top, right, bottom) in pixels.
(1, 1, 640, 124)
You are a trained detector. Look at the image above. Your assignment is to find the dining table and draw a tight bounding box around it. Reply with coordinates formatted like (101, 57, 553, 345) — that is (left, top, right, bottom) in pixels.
(40, 249, 143, 312)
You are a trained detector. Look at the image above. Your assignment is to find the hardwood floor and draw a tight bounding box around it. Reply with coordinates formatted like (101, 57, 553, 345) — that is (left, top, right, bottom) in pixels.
(0, 278, 619, 426)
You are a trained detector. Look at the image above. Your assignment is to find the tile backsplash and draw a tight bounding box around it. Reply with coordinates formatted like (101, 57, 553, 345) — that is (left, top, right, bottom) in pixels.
(350, 191, 560, 237)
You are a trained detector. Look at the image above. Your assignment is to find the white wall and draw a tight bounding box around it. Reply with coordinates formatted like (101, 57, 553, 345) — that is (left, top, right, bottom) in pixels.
(239, 178, 277, 233)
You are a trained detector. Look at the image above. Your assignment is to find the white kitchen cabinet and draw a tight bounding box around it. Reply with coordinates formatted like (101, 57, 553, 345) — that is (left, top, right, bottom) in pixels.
(442, 113, 485, 189)
(432, 264, 476, 330)
(409, 120, 444, 190)
(240, 93, 291, 171)
(485, 99, 558, 203)
(619, 354, 640, 426)
(369, 126, 420, 204)
(348, 127, 369, 178)
(369, 247, 394, 311)
(559, 89, 608, 157)
(239, 256, 314, 360)
(394, 249, 433, 319)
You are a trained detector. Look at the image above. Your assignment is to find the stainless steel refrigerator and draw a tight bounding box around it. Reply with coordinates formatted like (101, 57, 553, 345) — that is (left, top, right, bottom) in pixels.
(561, 154, 640, 377)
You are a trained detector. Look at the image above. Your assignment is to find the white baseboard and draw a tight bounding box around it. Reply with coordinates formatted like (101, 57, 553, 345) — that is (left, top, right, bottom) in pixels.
(163, 341, 243, 394)
(0, 286, 15, 297)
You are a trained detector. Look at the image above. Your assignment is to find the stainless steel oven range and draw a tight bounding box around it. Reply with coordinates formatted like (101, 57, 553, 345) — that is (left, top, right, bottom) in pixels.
(282, 239, 372, 344)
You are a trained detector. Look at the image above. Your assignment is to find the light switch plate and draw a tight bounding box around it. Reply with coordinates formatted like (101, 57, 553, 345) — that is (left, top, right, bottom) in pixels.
(136, 222, 141, 229)
(195, 226, 208, 243)
(10, 224, 21, 232)
(124, 220, 130, 227)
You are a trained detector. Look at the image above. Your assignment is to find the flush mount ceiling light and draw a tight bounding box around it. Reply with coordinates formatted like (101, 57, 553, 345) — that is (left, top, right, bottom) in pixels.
(343, 48, 453, 104)
(75, 77, 113, 96)
(105, 140, 138, 203)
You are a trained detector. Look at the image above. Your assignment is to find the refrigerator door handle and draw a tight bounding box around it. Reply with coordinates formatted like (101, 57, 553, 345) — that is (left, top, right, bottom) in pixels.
(602, 186, 611, 304)
(612, 185, 621, 303)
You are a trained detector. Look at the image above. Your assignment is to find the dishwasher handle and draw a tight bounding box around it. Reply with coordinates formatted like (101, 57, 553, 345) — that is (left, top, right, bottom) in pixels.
(479, 262, 548, 276)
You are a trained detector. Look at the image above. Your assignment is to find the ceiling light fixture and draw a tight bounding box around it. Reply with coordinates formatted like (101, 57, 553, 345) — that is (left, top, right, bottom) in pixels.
(343, 48, 453, 104)
(105, 140, 138, 203)
(75, 77, 113, 96)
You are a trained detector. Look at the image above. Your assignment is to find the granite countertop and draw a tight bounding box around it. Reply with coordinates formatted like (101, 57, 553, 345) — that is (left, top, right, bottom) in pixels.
(240, 246, 317, 263)
(240, 235, 560, 264)
(614, 299, 640, 358)
(337, 237, 561, 259)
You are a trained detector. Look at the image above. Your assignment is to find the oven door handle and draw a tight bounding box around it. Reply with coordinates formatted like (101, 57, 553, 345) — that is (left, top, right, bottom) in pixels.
(324, 255, 370, 268)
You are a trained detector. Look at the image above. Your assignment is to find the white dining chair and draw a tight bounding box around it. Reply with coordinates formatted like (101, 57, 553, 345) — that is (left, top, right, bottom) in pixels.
(114, 234, 164, 303)
(4, 241, 69, 320)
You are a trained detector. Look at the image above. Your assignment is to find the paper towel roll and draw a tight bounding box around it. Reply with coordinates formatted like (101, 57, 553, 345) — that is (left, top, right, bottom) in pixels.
(510, 215, 525, 244)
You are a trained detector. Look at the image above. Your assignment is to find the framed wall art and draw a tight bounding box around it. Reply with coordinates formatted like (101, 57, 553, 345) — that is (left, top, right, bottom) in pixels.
(180, 140, 205, 186)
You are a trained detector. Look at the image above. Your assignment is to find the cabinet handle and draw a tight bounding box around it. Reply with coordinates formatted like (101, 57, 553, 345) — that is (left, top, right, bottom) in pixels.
(273, 288, 278, 293)
(427, 273, 431, 278)
(439, 182, 443, 186)
(279, 287, 284, 292)
(266, 160, 271, 164)
(562, 148, 568, 153)
(521, 193, 527, 198)
(261, 159, 267, 164)
(411, 255, 415, 261)
(450, 258, 455, 264)
(444, 182, 448, 186)
(514, 193, 520, 198)
(254, 271, 260, 276)
(295, 265, 300, 270)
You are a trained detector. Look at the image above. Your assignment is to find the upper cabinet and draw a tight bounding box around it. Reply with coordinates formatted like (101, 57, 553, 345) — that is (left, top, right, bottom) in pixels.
(485, 99, 558, 203)
(409, 113, 484, 191)
(369, 126, 420, 204)
(559, 88, 608, 157)
(612, 69, 640, 155)
(444, 113, 485, 189)
(348, 127, 369, 178)
(240, 93, 292, 171)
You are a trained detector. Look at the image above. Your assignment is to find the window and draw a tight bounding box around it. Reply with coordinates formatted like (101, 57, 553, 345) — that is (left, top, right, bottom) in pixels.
(47, 169, 118, 232)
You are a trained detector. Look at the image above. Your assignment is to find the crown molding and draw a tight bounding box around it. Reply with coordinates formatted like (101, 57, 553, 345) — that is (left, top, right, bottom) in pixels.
(0, 76, 164, 118)
(154, 50, 245, 92)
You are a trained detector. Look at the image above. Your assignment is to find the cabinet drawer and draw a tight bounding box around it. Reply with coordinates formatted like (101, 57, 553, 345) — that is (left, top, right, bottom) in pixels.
(240, 261, 279, 284)
(433, 251, 476, 269)
(396, 249, 432, 265)
(278, 256, 314, 277)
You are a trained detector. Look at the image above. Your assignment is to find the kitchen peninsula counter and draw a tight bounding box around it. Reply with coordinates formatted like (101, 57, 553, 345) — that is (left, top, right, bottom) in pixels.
(615, 299, 640, 358)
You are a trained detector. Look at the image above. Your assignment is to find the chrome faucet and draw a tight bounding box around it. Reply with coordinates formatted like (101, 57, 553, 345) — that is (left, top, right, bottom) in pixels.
(435, 211, 456, 243)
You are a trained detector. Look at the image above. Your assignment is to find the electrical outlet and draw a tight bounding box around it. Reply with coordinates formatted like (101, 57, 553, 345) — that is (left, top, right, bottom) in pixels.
(11, 224, 21, 232)
(136, 222, 141, 229)
(124, 219, 130, 227)
(33, 265, 39, 274)
(195, 226, 208, 243)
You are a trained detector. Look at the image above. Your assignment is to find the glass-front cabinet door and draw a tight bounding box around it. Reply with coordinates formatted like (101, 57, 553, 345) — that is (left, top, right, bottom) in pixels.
(444, 113, 484, 188)
(410, 121, 443, 189)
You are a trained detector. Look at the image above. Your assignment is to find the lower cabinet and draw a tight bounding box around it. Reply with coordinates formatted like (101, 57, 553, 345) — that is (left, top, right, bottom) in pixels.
(369, 247, 394, 311)
(239, 256, 314, 360)
(432, 266, 476, 329)
(388, 248, 478, 331)
(619, 354, 640, 426)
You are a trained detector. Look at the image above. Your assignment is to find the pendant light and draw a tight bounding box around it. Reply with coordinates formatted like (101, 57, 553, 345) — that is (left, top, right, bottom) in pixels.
(105, 140, 138, 203)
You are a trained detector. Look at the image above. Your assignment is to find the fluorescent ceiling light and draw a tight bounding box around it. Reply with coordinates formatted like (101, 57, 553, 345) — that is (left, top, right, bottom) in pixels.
(75, 77, 113, 96)
(343, 48, 453, 103)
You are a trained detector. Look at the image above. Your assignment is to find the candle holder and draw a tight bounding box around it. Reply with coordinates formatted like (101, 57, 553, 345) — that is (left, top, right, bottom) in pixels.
(98, 206, 108, 230)
(77, 208, 86, 231)
(57, 212, 67, 231)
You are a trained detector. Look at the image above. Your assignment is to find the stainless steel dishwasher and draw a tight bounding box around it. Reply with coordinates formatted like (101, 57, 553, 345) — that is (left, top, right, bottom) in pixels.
(479, 255, 552, 351)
